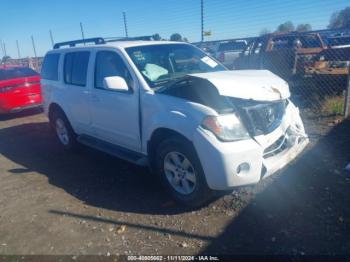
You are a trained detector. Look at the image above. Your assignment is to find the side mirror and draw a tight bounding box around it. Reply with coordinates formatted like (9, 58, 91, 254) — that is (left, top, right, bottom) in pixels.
(103, 76, 129, 92)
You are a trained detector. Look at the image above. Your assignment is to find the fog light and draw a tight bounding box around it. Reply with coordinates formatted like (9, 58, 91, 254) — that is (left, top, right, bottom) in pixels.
(236, 162, 250, 174)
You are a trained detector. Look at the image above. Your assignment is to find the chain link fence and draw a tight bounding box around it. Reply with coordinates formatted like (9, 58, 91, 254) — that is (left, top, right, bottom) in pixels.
(4, 33, 350, 120)
(194, 30, 350, 119)
(1, 57, 43, 72)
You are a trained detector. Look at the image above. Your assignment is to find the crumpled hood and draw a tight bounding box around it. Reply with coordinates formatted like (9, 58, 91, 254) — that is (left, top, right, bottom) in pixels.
(190, 70, 290, 101)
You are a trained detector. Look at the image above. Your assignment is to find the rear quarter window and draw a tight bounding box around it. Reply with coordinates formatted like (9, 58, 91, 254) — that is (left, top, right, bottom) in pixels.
(41, 53, 60, 80)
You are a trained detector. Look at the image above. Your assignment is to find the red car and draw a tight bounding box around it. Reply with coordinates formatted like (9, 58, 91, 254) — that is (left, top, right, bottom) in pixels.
(0, 66, 42, 114)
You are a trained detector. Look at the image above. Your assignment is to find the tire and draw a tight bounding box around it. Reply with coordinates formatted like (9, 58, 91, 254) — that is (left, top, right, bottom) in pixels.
(155, 136, 214, 207)
(50, 109, 79, 151)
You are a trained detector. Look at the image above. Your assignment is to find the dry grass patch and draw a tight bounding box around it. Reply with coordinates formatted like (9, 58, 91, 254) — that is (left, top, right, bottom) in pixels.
(320, 95, 345, 116)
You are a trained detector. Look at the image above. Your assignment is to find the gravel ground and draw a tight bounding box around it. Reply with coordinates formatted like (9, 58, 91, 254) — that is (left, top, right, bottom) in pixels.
(0, 109, 349, 255)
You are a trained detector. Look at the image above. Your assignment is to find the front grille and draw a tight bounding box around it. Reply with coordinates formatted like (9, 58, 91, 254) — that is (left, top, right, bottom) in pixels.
(233, 99, 287, 136)
(263, 135, 289, 158)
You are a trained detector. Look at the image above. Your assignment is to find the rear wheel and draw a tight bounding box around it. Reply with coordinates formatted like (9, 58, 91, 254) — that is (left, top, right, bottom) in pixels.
(50, 110, 78, 151)
(155, 136, 213, 207)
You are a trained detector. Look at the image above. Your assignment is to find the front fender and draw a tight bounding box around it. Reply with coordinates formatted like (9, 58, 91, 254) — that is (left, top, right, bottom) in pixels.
(143, 110, 198, 153)
(141, 92, 218, 154)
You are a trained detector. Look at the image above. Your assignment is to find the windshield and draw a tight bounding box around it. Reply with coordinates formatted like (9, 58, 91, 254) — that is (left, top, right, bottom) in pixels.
(126, 44, 226, 89)
(0, 67, 38, 81)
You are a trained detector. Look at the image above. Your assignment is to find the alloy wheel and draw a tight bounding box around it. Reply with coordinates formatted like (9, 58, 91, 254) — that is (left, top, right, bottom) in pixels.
(163, 151, 197, 195)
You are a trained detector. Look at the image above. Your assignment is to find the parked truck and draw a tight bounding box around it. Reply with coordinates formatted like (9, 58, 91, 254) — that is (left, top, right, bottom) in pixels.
(234, 32, 326, 80)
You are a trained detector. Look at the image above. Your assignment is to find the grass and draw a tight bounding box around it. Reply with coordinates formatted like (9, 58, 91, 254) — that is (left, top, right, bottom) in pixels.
(320, 95, 345, 116)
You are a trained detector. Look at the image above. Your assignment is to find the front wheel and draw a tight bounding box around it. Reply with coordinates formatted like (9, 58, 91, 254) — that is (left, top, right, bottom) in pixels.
(155, 137, 213, 207)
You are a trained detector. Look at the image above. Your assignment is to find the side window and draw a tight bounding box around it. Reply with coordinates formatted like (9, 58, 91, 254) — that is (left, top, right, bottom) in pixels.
(271, 37, 292, 50)
(244, 41, 254, 55)
(41, 53, 60, 80)
(64, 52, 90, 86)
(94, 51, 132, 90)
(218, 42, 231, 52)
(253, 40, 264, 54)
(64, 53, 74, 84)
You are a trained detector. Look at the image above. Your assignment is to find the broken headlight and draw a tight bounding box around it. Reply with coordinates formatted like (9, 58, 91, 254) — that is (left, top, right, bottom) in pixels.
(201, 114, 250, 142)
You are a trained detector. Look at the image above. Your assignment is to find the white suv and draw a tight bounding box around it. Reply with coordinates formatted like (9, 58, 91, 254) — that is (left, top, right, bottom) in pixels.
(41, 37, 309, 207)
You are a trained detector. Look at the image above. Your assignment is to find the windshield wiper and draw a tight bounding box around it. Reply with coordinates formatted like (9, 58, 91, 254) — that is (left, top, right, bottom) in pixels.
(154, 76, 187, 92)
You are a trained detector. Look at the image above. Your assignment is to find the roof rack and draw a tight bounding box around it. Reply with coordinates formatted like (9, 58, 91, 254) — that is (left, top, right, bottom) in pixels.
(104, 36, 154, 42)
(53, 36, 154, 49)
(53, 37, 105, 49)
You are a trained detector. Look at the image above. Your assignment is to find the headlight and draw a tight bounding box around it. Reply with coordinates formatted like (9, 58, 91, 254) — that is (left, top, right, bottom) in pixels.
(201, 114, 250, 142)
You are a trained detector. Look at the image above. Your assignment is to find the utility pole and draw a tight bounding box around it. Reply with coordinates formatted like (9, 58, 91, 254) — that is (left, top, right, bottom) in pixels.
(31, 35, 38, 70)
(344, 64, 350, 117)
(49, 30, 54, 47)
(201, 0, 204, 42)
(123, 12, 128, 38)
(3, 42, 7, 57)
(0, 39, 4, 57)
(31, 36, 37, 59)
(80, 22, 86, 45)
(0, 39, 7, 57)
(16, 40, 21, 59)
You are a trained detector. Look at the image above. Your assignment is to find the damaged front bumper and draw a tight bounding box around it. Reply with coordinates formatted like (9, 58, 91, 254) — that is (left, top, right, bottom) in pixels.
(193, 101, 309, 190)
(260, 126, 309, 179)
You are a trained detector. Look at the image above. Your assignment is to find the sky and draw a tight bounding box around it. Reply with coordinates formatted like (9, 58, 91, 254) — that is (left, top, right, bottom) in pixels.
(0, 0, 349, 58)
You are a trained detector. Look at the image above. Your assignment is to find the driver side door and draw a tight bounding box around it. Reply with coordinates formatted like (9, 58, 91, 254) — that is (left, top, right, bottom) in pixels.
(89, 49, 141, 152)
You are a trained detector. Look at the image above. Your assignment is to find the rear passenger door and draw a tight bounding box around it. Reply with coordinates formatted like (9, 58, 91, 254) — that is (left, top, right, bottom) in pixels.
(63, 51, 92, 134)
(40, 53, 60, 112)
(89, 49, 140, 152)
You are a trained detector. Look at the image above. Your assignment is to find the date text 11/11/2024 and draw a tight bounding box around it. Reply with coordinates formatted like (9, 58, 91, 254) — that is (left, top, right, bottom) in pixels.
(127, 255, 220, 261)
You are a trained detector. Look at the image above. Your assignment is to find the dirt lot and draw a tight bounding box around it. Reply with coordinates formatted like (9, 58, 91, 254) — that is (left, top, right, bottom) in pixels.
(0, 109, 349, 255)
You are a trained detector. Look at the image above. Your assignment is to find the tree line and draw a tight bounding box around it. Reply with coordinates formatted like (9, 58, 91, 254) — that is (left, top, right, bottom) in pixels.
(156, 6, 350, 42)
(151, 33, 189, 42)
(260, 6, 350, 35)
